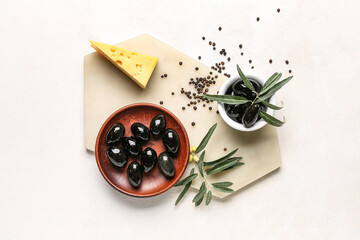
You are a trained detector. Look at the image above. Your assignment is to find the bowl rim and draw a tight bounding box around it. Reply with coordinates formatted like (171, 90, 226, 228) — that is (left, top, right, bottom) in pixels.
(95, 102, 190, 197)
(217, 74, 276, 132)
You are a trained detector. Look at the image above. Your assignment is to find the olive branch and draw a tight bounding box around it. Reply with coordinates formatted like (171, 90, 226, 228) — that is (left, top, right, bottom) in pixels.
(174, 123, 244, 206)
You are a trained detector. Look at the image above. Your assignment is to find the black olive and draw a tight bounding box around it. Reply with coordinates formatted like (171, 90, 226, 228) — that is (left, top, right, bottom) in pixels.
(106, 146, 128, 167)
(131, 122, 150, 142)
(225, 104, 241, 119)
(127, 161, 142, 188)
(242, 104, 261, 128)
(231, 78, 262, 100)
(236, 102, 251, 124)
(122, 136, 142, 157)
(158, 152, 175, 178)
(162, 128, 180, 156)
(150, 114, 166, 136)
(106, 123, 125, 145)
(141, 147, 157, 172)
(257, 102, 267, 121)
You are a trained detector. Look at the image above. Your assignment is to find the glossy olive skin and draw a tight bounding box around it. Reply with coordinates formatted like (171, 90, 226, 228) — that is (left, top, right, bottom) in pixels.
(141, 147, 157, 173)
(107, 146, 128, 167)
(122, 136, 142, 157)
(150, 114, 166, 137)
(231, 78, 261, 100)
(162, 128, 180, 156)
(131, 122, 150, 142)
(158, 152, 175, 178)
(106, 123, 125, 145)
(242, 104, 261, 128)
(225, 104, 242, 119)
(127, 161, 142, 188)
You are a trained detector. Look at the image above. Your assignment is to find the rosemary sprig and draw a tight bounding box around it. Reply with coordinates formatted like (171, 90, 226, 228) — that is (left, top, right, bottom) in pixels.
(174, 124, 244, 206)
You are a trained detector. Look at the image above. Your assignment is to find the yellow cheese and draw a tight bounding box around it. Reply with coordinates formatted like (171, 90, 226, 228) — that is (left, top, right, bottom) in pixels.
(90, 40, 158, 88)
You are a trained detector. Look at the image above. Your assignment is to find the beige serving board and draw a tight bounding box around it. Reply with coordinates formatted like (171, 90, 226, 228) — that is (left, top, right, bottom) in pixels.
(84, 34, 281, 198)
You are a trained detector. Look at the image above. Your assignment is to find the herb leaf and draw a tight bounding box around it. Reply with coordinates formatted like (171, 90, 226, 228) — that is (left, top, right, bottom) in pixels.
(224, 162, 244, 171)
(212, 186, 234, 193)
(259, 110, 285, 127)
(198, 151, 205, 177)
(259, 76, 292, 100)
(173, 173, 198, 187)
(203, 148, 238, 167)
(256, 98, 283, 110)
(174, 168, 195, 206)
(205, 190, 212, 205)
(260, 73, 282, 95)
(206, 157, 241, 175)
(237, 64, 255, 92)
(195, 123, 217, 153)
(212, 182, 233, 188)
(193, 182, 207, 206)
(203, 94, 250, 105)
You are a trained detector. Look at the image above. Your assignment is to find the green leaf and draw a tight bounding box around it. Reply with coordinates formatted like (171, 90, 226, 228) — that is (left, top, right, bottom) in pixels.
(256, 98, 283, 110)
(205, 157, 241, 175)
(212, 186, 234, 193)
(195, 123, 217, 153)
(198, 151, 205, 177)
(259, 76, 292, 100)
(192, 182, 207, 206)
(173, 173, 198, 187)
(203, 94, 250, 105)
(205, 190, 212, 205)
(212, 182, 233, 188)
(260, 73, 282, 95)
(237, 65, 255, 92)
(224, 162, 245, 171)
(204, 148, 238, 167)
(259, 110, 286, 127)
(174, 168, 196, 206)
(175, 181, 192, 206)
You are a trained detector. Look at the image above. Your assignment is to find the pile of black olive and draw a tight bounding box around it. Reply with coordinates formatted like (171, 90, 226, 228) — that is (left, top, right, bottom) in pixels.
(224, 78, 267, 128)
(105, 114, 180, 188)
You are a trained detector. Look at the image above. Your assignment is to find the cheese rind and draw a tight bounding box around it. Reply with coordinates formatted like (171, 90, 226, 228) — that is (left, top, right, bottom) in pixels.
(90, 40, 158, 88)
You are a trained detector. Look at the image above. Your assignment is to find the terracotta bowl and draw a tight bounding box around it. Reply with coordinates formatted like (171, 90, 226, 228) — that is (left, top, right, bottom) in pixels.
(95, 103, 190, 197)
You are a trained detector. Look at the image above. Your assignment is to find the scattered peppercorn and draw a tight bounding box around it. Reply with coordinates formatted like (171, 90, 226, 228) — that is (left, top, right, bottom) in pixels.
(213, 47, 216, 50)
(241, 52, 244, 56)
(256, 17, 260, 21)
(209, 107, 212, 110)
(193, 106, 197, 110)
(209, 41, 212, 45)
(171, 92, 175, 95)
(251, 66, 254, 69)
(202, 36, 205, 40)
(161, 75, 164, 78)
(179, 61, 183, 66)
(164, 74, 167, 77)
(218, 26, 222, 31)
(239, 44, 243, 49)
(160, 101, 163, 105)
(216, 110, 219, 114)
(224, 148, 227, 151)
(277, 8, 280, 13)
(269, 59, 273, 64)
(198, 56, 201, 60)
(187, 103, 190, 107)
(289, 70, 292, 73)
(285, 60, 289, 64)
(195, 67, 199, 71)
(249, 60, 252, 64)
(227, 57, 231, 61)
(191, 122, 196, 126)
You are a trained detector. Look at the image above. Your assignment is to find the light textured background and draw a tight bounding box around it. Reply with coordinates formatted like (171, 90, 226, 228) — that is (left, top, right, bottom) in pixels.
(1, 0, 359, 239)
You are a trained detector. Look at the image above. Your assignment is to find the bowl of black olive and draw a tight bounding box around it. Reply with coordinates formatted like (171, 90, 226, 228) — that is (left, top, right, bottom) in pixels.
(95, 103, 190, 197)
(218, 75, 276, 131)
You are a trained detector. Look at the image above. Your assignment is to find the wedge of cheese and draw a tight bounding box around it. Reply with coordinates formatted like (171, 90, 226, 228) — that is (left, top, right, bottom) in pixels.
(90, 40, 158, 88)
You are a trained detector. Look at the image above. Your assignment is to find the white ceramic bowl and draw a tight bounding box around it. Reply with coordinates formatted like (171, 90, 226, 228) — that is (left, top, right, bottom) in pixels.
(217, 75, 276, 132)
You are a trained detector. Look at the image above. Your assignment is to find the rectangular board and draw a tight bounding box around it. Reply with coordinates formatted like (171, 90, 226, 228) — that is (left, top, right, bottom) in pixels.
(84, 34, 281, 198)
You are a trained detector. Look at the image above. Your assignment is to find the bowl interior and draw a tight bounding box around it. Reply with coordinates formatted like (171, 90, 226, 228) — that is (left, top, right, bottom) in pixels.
(218, 75, 276, 132)
(95, 103, 189, 197)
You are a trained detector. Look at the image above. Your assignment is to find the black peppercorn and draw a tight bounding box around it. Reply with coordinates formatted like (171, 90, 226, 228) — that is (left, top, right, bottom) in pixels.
(160, 101, 163, 105)
(191, 122, 195, 126)
(179, 61, 183, 65)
